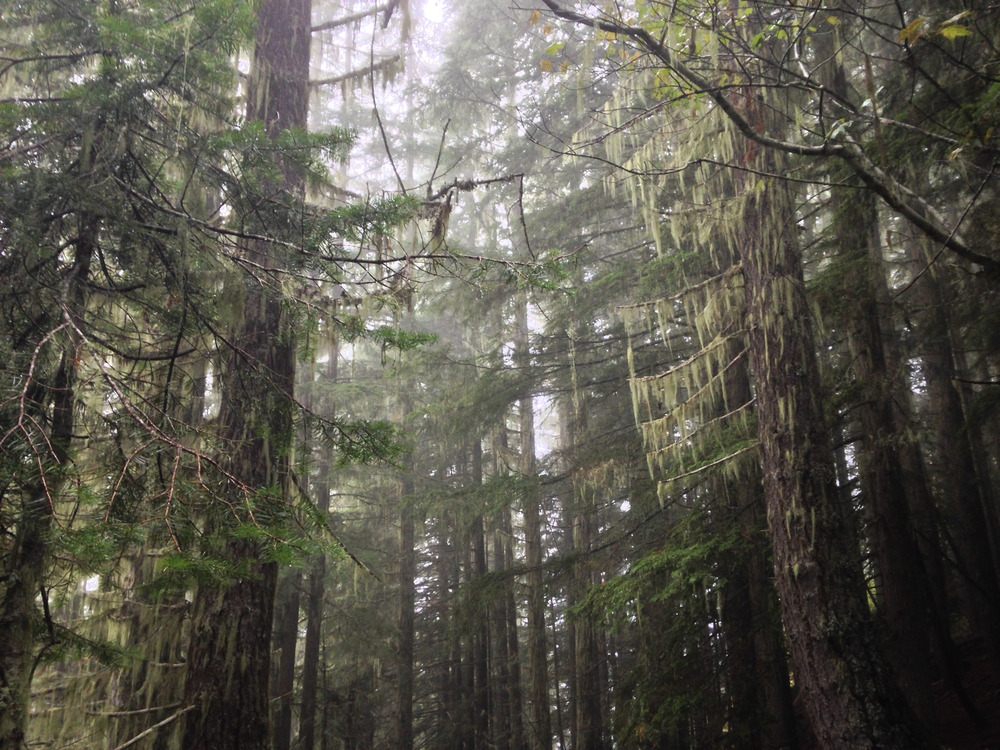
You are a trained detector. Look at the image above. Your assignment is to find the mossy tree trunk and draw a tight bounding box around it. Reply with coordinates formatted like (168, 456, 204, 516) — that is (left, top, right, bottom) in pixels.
(180, 2, 310, 748)
(737, 109, 935, 746)
(720, 339, 798, 750)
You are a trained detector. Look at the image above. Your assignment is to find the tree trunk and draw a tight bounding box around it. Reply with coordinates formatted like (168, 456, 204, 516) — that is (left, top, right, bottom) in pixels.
(491, 510, 515, 750)
(299, 497, 327, 750)
(183, 549, 280, 748)
(908, 235, 1000, 680)
(181, 2, 310, 748)
(515, 291, 552, 750)
(301, 323, 338, 750)
(746, 516, 799, 750)
(738, 119, 935, 747)
(505, 512, 527, 750)
(272, 570, 301, 750)
(0, 214, 93, 750)
(396, 468, 416, 750)
(471, 440, 491, 750)
(833, 186, 934, 718)
(560, 383, 603, 750)
(813, 18, 936, 715)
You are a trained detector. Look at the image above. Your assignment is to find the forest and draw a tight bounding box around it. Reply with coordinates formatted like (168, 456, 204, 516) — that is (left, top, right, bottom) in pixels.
(2, 0, 1000, 748)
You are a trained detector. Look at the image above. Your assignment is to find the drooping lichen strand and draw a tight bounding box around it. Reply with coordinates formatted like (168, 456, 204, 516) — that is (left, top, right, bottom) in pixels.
(630, 331, 744, 423)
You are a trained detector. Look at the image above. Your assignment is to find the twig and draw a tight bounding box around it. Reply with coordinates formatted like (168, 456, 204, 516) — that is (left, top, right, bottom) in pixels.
(111, 706, 194, 750)
(369, 26, 406, 194)
(427, 119, 450, 198)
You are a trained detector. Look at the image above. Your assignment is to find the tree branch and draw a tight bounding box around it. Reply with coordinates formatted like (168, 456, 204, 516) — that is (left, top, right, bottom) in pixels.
(539, 1, 1000, 276)
(310, 55, 401, 88)
(311, 1, 400, 33)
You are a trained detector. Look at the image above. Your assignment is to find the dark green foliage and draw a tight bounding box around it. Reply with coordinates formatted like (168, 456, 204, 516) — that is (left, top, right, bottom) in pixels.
(1, 2, 426, 745)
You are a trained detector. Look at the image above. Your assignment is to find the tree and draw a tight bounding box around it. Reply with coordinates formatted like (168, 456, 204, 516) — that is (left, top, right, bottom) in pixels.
(178, 3, 312, 747)
(1, 3, 255, 746)
(3, 1, 420, 746)
(532, 0, 1000, 746)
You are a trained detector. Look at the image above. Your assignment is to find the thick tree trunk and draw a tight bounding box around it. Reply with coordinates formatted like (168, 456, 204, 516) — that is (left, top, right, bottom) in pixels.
(720, 274, 797, 748)
(183, 549, 279, 748)
(738, 129, 935, 747)
(181, 2, 309, 748)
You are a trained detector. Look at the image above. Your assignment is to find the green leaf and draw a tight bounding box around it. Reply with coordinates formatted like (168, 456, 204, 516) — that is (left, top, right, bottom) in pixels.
(940, 24, 973, 40)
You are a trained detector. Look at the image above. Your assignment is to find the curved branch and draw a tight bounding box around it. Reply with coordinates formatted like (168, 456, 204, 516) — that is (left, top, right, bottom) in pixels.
(539, 1, 1000, 276)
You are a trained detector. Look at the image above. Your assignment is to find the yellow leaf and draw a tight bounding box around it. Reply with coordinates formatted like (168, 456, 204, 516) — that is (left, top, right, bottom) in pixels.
(540, 58, 553, 72)
(560, 60, 570, 74)
(826, 16, 841, 26)
(543, 23, 552, 35)
(530, 9, 541, 25)
(898, 17, 926, 43)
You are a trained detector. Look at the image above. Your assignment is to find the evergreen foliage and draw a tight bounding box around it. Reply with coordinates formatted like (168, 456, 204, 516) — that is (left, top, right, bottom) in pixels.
(6, 1, 1000, 748)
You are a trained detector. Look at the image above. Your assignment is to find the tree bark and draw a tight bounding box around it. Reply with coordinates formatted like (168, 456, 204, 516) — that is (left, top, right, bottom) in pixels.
(738, 125, 935, 747)
(180, 2, 310, 748)
(272, 570, 301, 750)
(515, 291, 552, 750)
